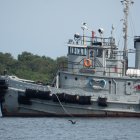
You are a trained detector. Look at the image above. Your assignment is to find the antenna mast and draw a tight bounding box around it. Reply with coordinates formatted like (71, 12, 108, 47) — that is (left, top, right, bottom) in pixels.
(121, 0, 134, 73)
(121, 0, 134, 59)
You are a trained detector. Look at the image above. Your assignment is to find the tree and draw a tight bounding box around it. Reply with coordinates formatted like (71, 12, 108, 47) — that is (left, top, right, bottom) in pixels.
(0, 51, 67, 84)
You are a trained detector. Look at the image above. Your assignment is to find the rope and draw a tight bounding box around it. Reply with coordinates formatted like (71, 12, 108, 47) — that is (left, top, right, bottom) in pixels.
(54, 93, 74, 118)
(47, 86, 74, 118)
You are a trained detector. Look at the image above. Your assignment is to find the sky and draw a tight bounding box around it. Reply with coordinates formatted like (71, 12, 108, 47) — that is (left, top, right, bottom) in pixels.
(0, 0, 140, 66)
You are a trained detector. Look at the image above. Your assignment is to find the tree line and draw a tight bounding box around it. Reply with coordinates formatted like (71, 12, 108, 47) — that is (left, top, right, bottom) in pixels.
(0, 52, 67, 84)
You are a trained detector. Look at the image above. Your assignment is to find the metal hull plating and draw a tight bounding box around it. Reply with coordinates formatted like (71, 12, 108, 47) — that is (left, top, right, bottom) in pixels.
(1, 100, 140, 117)
(0, 78, 140, 117)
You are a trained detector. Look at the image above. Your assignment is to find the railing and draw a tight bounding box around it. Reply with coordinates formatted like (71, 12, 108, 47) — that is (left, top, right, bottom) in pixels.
(58, 60, 123, 76)
(68, 35, 116, 47)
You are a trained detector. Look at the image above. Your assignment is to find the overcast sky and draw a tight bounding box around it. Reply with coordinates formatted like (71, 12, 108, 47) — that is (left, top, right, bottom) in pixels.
(0, 0, 140, 66)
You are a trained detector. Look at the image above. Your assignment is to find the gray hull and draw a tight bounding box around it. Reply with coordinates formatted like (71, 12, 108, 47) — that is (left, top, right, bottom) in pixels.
(1, 86, 140, 117)
(1, 101, 140, 117)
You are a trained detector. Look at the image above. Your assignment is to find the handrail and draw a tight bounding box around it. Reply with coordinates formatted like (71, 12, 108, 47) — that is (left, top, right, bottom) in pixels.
(68, 35, 115, 46)
(58, 61, 123, 76)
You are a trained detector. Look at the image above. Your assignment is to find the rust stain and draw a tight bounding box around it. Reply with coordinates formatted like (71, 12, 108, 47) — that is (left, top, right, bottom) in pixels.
(2, 111, 140, 117)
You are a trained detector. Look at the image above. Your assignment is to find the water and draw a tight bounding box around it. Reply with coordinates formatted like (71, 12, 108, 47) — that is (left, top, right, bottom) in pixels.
(0, 112, 140, 140)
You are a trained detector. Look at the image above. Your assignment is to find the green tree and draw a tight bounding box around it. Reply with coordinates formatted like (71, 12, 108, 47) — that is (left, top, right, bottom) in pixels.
(0, 51, 67, 84)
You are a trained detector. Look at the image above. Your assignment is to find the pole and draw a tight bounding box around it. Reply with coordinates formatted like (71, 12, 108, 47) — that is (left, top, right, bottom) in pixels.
(121, 0, 134, 75)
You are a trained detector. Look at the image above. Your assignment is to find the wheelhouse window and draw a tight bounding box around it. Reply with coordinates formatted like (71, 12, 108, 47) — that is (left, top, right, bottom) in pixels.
(68, 47, 86, 56)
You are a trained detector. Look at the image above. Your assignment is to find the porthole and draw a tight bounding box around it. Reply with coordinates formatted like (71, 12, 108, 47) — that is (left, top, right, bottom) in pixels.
(65, 76, 67, 80)
(75, 77, 78, 80)
(128, 82, 131, 86)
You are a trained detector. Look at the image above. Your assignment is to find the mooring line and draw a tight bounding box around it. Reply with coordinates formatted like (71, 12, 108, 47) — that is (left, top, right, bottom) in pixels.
(54, 93, 74, 118)
(48, 87, 76, 124)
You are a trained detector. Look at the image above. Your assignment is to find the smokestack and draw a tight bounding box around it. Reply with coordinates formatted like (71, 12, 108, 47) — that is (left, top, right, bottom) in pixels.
(134, 36, 140, 69)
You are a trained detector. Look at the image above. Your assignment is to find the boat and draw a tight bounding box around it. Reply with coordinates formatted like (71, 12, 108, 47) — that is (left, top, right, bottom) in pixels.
(0, 0, 140, 117)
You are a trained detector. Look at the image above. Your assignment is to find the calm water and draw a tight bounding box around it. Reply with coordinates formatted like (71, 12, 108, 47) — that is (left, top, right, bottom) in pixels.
(0, 111, 140, 140)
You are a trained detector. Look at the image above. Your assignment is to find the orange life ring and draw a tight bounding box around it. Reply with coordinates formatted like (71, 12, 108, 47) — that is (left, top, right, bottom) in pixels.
(84, 59, 92, 67)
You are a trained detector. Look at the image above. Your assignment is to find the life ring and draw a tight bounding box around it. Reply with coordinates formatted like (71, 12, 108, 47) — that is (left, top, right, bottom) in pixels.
(99, 79, 106, 88)
(84, 59, 92, 67)
(89, 79, 106, 89)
